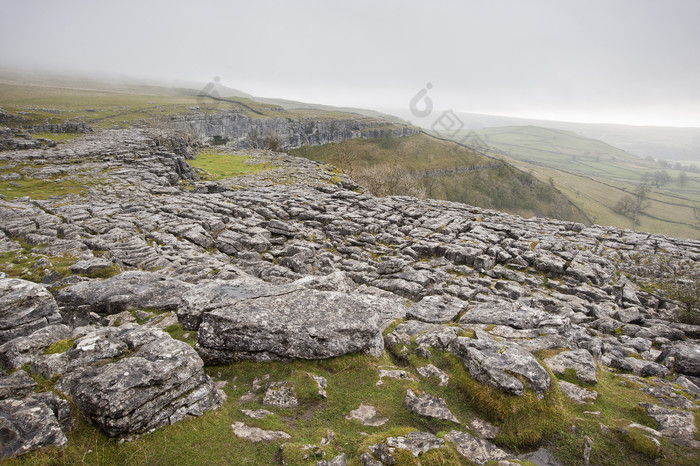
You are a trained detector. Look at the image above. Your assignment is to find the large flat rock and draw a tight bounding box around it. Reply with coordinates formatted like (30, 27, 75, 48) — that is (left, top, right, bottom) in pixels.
(55, 271, 192, 317)
(195, 289, 384, 364)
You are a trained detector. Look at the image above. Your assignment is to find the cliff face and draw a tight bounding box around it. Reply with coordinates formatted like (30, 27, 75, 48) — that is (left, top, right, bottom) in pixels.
(175, 111, 419, 150)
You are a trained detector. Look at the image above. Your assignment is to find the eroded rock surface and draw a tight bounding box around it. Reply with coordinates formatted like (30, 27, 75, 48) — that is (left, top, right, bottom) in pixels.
(1, 127, 700, 460)
(450, 334, 551, 397)
(0, 278, 62, 345)
(195, 289, 385, 363)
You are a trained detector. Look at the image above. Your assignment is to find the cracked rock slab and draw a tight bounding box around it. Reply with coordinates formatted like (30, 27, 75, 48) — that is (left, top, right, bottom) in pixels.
(404, 389, 460, 423)
(55, 271, 192, 317)
(231, 422, 290, 442)
(195, 289, 384, 364)
(444, 430, 511, 465)
(406, 295, 466, 323)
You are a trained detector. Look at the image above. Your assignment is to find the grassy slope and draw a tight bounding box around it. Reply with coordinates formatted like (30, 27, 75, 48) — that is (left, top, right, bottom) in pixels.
(290, 133, 589, 223)
(463, 126, 700, 239)
(0, 82, 388, 131)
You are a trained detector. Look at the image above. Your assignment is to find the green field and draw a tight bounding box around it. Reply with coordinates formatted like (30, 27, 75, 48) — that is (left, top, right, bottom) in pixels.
(456, 126, 700, 239)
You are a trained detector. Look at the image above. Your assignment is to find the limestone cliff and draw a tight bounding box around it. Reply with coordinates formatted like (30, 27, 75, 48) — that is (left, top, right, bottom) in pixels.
(175, 110, 419, 150)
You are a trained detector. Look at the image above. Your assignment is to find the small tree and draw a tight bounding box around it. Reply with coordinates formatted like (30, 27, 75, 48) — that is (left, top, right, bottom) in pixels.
(615, 182, 651, 231)
(355, 164, 426, 198)
(678, 171, 688, 187)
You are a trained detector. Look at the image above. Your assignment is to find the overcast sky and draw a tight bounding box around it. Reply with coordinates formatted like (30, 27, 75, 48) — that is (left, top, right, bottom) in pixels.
(1, 0, 699, 127)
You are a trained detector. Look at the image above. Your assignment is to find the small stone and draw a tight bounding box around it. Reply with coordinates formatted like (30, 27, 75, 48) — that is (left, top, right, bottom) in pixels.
(559, 381, 598, 404)
(345, 404, 388, 427)
(416, 364, 449, 386)
(231, 422, 290, 442)
(376, 368, 416, 386)
(241, 409, 273, 419)
(403, 389, 460, 423)
(263, 382, 299, 408)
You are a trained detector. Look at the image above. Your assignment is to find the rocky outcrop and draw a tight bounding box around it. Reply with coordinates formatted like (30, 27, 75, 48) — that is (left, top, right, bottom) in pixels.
(51, 325, 223, 437)
(176, 111, 419, 150)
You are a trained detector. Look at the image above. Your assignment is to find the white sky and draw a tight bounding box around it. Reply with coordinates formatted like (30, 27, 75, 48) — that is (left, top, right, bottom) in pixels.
(1, 0, 699, 127)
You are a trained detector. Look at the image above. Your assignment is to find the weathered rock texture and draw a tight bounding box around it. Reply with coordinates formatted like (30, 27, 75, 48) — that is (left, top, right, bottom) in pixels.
(176, 111, 418, 150)
(1, 127, 699, 459)
(0, 278, 63, 345)
(194, 289, 385, 363)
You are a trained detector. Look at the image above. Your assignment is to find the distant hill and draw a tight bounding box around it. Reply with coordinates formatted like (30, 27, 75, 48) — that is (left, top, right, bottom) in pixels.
(445, 125, 700, 239)
(390, 107, 700, 163)
(455, 112, 700, 163)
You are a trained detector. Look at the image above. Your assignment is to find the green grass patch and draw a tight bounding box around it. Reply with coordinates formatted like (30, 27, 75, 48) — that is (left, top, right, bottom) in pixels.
(0, 177, 86, 200)
(164, 324, 197, 346)
(43, 339, 74, 355)
(189, 149, 273, 180)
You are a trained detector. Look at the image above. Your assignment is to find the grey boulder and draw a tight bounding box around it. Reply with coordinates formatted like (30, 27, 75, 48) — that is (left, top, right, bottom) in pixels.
(544, 349, 598, 384)
(52, 326, 223, 437)
(0, 393, 70, 459)
(449, 334, 551, 397)
(195, 289, 384, 364)
(0, 278, 62, 345)
(656, 342, 700, 377)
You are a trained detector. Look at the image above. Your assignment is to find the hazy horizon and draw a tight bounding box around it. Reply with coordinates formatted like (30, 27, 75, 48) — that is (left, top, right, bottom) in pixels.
(1, 0, 699, 128)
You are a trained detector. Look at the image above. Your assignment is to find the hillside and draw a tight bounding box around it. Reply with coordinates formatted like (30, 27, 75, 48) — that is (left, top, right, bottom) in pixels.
(447, 126, 700, 240)
(290, 132, 589, 224)
(425, 110, 700, 163)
